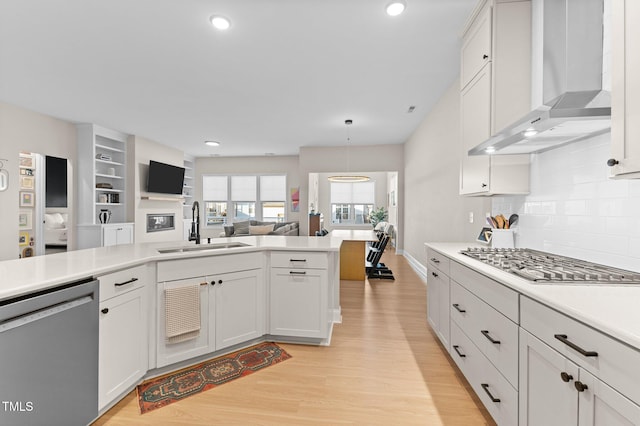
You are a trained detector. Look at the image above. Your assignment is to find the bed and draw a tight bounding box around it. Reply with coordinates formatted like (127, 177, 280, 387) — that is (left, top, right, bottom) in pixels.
(44, 212, 68, 247)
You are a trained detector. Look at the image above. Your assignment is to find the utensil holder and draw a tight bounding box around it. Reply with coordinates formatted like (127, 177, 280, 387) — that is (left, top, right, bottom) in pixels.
(491, 229, 514, 249)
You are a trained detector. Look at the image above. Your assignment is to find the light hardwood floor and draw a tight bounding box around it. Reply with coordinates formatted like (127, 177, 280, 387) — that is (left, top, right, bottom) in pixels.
(93, 249, 495, 425)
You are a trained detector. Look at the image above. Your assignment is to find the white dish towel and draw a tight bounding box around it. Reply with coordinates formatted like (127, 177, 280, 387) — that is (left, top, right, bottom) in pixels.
(165, 284, 201, 344)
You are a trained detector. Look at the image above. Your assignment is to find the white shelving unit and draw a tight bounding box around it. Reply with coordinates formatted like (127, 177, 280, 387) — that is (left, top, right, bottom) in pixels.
(183, 155, 194, 220)
(77, 124, 133, 248)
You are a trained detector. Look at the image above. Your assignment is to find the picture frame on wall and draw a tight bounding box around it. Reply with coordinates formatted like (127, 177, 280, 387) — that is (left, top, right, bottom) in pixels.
(19, 231, 29, 246)
(18, 210, 32, 229)
(19, 155, 34, 168)
(20, 176, 34, 190)
(20, 191, 35, 207)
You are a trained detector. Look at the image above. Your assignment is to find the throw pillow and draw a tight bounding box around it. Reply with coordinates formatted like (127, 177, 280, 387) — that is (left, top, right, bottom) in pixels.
(233, 220, 250, 235)
(249, 224, 275, 235)
(223, 225, 235, 237)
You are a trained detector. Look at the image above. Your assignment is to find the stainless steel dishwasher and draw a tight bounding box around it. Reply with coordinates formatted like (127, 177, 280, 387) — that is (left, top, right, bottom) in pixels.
(0, 278, 99, 426)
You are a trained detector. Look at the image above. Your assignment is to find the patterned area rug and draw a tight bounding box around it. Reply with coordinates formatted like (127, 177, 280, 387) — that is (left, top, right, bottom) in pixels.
(137, 342, 291, 414)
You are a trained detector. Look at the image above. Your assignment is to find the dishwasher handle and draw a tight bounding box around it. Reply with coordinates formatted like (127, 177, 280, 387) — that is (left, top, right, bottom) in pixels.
(0, 295, 93, 333)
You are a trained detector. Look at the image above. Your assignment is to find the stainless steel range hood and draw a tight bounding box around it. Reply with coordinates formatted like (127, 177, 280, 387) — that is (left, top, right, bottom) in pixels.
(469, 0, 610, 156)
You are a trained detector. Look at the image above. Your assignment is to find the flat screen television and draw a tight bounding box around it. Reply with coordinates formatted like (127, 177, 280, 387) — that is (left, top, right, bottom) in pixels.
(147, 160, 185, 195)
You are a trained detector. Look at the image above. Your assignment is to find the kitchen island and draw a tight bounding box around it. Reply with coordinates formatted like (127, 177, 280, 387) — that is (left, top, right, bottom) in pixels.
(0, 235, 346, 423)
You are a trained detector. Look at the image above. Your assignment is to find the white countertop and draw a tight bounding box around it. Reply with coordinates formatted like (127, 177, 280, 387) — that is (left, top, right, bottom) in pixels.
(330, 229, 378, 241)
(0, 236, 344, 302)
(425, 242, 640, 351)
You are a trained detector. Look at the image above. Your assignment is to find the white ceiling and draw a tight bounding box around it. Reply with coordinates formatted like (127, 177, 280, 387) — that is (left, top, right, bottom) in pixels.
(0, 0, 477, 157)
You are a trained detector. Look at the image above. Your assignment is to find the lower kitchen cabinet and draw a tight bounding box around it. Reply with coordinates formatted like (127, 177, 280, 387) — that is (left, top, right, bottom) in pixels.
(77, 223, 134, 249)
(98, 266, 148, 410)
(212, 269, 264, 350)
(519, 329, 640, 426)
(270, 266, 328, 339)
(427, 262, 450, 349)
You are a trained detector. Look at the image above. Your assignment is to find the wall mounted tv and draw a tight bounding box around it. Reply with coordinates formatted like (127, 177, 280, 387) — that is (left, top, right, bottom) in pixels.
(147, 160, 185, 195)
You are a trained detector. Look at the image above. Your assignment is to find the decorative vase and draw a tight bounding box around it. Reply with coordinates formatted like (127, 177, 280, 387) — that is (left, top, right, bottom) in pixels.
(98, 209, 111, 224)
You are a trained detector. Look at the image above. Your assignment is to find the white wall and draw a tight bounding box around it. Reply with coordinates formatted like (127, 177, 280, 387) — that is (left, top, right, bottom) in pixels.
(0, 102, 77, 260)
(129, 135, 185, 244)
(194, 155, 302, 239)
(403, 80, 491, 266)
(492, 133, 640, 271)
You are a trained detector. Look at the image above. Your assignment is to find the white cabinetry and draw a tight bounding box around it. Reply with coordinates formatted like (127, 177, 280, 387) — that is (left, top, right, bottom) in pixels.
(426, 249, 451, 350)
(98, 265, 148, 411)
(182, 155, 194, 221)
(520, 297, 640, 426)
(459, 0, 531, 196)
(609, 0, 640, 178)
(448, 260, 519, 425)
(77, 223, 134, 249)
(269, 251, 329, 339)
(156, 253, 264, 367)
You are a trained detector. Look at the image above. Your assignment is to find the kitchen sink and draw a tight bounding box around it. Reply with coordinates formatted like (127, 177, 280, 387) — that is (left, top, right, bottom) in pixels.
(157, 242, 251, 253)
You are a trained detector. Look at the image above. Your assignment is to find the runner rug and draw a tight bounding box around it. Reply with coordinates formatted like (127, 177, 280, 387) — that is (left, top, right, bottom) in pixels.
(137, 342, 291, 414)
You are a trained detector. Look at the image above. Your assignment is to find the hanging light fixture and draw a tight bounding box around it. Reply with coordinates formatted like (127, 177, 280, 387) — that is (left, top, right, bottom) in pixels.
(328, 120, 370, 183)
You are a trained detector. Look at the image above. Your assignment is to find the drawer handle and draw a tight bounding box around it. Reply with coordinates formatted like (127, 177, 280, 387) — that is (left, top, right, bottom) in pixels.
(289, 271, 307, 275)
(481, 330, 500, 344)
(452, 345, 466, 358)
(431, 272, 439, 278)
(560, 372, 573, 383)
(554, 334, 598, 357)
(574, 381, 588, 393)
(452, 303, 466, 313)
(481, 383, 501, 403)
(290, 259, 307, 262)
(114, 277, 138, 287)
(430, 257, 440, 264)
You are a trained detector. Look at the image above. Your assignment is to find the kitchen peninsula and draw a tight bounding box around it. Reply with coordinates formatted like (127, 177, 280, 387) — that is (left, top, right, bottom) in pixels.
(0, 235, 344, 424)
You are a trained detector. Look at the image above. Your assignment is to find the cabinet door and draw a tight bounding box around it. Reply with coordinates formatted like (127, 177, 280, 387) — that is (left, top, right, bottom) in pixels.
(519, 329, 579, 426)
(460, 64, 492, 195)
(99, 287, 148, 410)
(116, 225, 133, 245)
(461, 2, 492, 89)
(103, 226, 119, 247)
(156, 277, 210, 368)
(427, 269, 450, 349)
(578, 370, 640, 426)
(212, 269, 264, 350)
(270, 268, 328, 338)
(610, 0, 640, 177)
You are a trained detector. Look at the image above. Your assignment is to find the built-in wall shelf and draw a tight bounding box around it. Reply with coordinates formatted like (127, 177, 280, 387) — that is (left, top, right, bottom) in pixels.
(96, 173, 124, 179)
(141, 195, 185, 202)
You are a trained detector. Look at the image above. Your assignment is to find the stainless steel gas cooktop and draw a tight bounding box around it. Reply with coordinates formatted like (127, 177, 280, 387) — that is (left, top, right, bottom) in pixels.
(460, 247, 640, 284)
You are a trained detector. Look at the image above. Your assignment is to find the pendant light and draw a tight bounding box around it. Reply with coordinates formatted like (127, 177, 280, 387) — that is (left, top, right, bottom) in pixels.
(328, 120, 370, 183)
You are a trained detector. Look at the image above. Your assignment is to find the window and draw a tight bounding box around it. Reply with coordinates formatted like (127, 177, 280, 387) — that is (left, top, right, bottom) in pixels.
(202, 174, 287, 226)
(330, 182, 375, 225)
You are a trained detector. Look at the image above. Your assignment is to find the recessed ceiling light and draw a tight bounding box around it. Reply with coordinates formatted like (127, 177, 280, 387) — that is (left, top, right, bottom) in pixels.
(386, 1, 406, 16)
(210, 15, 231, 30)
(205, 140, 221, 147)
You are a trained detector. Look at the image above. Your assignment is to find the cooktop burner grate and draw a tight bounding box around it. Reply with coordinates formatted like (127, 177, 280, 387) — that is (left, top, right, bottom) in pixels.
(460, 247, 640, 284)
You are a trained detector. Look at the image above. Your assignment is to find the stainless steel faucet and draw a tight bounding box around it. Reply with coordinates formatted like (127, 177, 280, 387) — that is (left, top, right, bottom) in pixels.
(189, 201, 200, 244)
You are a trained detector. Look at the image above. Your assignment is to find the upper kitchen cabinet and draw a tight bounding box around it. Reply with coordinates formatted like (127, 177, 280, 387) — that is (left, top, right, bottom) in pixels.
(459, 0, 531, 196)
(610, 0, 640, 178)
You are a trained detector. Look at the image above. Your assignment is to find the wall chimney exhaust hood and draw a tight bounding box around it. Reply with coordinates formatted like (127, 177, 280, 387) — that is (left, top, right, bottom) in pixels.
(469, 0, 610, 156)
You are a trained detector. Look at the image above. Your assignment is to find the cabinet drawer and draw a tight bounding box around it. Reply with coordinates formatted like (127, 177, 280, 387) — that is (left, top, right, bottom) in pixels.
(427, 248, 450, 276)
(98, 265, 146, 302)
(450, 321, 517, 426)
(157, 252, 262, 282)
(270, 251, 328, 269)
(450, 261, 519, 322)
(450, 280, 518, 389)
(521, 296, 640, 406)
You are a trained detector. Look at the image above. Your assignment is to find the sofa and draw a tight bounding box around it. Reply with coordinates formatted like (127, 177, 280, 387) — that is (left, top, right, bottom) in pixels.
(44, 212, 68, 247)
(220, 220, 299, 237)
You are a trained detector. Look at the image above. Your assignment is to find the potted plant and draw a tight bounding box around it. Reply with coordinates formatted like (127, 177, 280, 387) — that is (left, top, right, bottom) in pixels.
(368, 207, 388, 228)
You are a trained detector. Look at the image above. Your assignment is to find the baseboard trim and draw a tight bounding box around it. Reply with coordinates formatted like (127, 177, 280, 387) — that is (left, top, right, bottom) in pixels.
(403, 251, 427, 283)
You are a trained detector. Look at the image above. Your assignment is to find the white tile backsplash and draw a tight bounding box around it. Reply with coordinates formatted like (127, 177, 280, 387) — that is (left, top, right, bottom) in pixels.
(492, 133, 640, 271)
